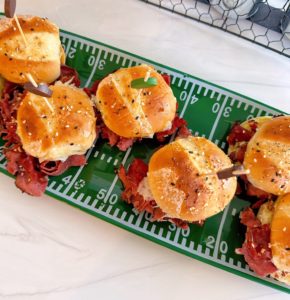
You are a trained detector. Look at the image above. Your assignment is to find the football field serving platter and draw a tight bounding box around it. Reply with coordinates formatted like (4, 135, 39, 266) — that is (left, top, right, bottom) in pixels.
(0, 28, 288, 293)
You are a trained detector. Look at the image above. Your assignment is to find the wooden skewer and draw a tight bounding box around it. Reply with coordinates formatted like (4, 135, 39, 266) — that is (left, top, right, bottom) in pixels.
(13, 14, 28, 47)
(25, 74, 54, 112)
(206, 165, 250, 180)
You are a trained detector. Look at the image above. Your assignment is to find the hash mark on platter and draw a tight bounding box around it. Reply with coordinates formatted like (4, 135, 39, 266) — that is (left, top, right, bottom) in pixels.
(217, 93, 223, 101)
(84, 196, 91, 205)
(196, 85, 202, 94)
(237, 102, 242, 109)
(158, 228, 164, 237)
(181, 238, 187, 247)
(56, 184, 63, 192)
(244, 103, 249, 111)
(143, 221, 149, 230)
(106, 205, 113, 214)
(92, 199, 99, 207)
(103, 51, 108, 59)
(166, 231, 172, 240)
(107, 157, 112, 163)
(94, 151, 99, 158)
(205, 248, 210, 256)
(237, 261, 242, 268)
(229, 258, 234, 265)
(256, 109, 263, 117)
(113, 208, 120, 218)
(221, 142, 226, 149)
(85, 44, 90, 52)
(91, 47, 96, 55)
(128, 215, 135, 224)
(230, 99, 235, 106)
(221, 255, 226, 262)
(76, 193, 84, 202)
(100, 154, 105, 160)
(120, 211, 127, 220)
(194, 131, 199, 136)
(214, 139, 219, 145)
(109, 53, 114, 62)
(171, 76, 177, 84)
(113, 159, 119, 166)
(79, 43, 84, 50)
(184, 80, 190, 89)
(150, 224, 156, 233)
(135, 212, 144, 227)
(115, 55, 121, 64)
(177, 77, 183, 87)
(48, 181, 56, 189)
(122, 58, 128, 67)
(231, 208, 237, 216)
(173, 228, 181, 243)
(70, 191, 77, 198)
(203, 88, 209, 96)
(250, 106, 256, 114)
(73, 40, 78, 48)
(197, 244, 203, 253)
(189, 241, 195, 250)
(210, 90, 216, 99)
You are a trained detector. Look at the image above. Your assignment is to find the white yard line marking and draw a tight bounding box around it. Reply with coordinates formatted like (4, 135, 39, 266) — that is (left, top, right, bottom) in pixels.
(179, 83, 196, 118)
(64, 39, 72, 56)
(62, 147, 94, 195)
(84, 49, 103, 87)
(208, 97, 228, 140)
(103, 148, 132, 203)
(213, 204, 230, 258)
(173, 228, 181, 243)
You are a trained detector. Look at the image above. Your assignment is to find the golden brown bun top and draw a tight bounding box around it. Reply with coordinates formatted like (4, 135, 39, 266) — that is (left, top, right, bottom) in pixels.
(271, 193, 290, 282)
(244, 116, 290, 195)
(0, 16, 64, 83)
(17, 82, 96, 162)
(95, 64, 176, 138)
(147, 137, 237, 222)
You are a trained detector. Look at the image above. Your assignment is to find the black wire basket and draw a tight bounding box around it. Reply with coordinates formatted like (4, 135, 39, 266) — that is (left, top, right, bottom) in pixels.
(140, 0, 290, 57)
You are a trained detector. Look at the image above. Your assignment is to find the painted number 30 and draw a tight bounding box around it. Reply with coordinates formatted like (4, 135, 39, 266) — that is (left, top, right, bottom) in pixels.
(212, 103, 232, 118)
(87, 56, 106, 70)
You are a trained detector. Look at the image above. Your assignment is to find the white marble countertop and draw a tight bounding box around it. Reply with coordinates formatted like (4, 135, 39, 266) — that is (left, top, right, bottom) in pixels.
(0, 0, 289, 299)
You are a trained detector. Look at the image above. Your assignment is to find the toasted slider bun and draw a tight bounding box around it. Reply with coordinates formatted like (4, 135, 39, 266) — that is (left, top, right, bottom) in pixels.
(271, 194, 290, 284)
(95, 64, 176, 138)
(258, 194, 290, 284)
(147, 137, 237, 222)
(17, 82, 96, 162)
(243, 116, 290, 195)
(0, 16, 65, 84)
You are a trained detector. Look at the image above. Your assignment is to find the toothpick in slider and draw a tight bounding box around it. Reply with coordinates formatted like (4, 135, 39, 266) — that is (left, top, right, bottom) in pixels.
(216, 165, 250, 180)
(24, 74, 54, 112)
(13, 13, 28, 47)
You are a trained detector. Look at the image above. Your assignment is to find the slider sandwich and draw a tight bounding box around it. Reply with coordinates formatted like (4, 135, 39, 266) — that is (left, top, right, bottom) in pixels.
(2, 81, 96, 196)
(227, 115, 290, 200)
(118, 136, 237, 228)
(0, 14, 96, 195)
(0, 15, 65, 84)
(237, 193, 290, 285)
(93, 64, 189, 151)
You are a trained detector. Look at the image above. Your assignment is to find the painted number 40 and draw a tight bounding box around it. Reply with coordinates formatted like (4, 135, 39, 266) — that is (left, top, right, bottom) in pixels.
(180, 91, 198, 105)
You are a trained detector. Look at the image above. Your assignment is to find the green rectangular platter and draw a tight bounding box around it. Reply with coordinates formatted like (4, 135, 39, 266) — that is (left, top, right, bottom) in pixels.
(0, 28, 289, 293)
